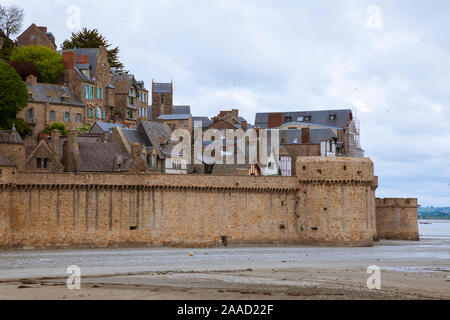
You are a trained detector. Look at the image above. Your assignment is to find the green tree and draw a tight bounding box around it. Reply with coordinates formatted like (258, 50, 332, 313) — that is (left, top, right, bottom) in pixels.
(0, 37, 14, 60)
(1, 118, 32, 138)
(61, 28, 127, 75)
(74, 124, 92, 133)
(0, 60, 28, 127)
(41, 122, 68, 136)
(10, 45, 64, 84)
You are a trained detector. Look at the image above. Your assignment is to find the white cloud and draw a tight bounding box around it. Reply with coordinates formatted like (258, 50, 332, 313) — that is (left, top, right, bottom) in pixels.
(6, 0, 450, 206)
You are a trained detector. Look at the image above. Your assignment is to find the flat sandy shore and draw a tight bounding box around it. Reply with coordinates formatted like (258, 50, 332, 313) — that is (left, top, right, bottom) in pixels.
(0, 228, 449, 300)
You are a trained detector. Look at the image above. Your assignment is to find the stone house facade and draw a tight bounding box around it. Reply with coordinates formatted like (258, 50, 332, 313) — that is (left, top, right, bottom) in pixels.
(112, 75, 148, 127)
(17, 24, 57, 50)
(61, 47, 115, 126)
(19, 75, 85, 140)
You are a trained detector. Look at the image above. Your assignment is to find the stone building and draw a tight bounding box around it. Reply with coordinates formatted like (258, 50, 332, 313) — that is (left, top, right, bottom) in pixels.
(208, 109, 248, 131)
(151, 82, 173, 120)
(61, 47, 115, 126)
(19, 75, 85, 140)
(112, 75, 149, 127)
(17, 24, 57, 50)
(60, 132, 147, 173)
(0, 127, 26, 171)
(255, 109, 364, 157)
(90, 122, 127, 139)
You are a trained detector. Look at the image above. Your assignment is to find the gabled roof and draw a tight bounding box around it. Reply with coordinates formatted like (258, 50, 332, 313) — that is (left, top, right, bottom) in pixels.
(173, 105, 191, 114)
(92, 122, 126, 133)
(60, 48, 100, 81)
(77, 141, 131, 172)
(192, 117, 213, 128)
(138, 121, 172, 159)
(153, 83, 172, 93)
(0, 127, 24, 144)
(157, 114, 191, 120)
(27, 82, 84, 106)
(255, 109, 352, 129)
(122, 128, 151, 146)
(0, 152, 15, 167)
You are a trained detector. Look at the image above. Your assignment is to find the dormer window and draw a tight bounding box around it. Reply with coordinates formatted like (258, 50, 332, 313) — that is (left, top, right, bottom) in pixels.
(304, 116, 311, 122)
(329, 115, 336, 121)
(285, 116, 292, 122)
(297, 116, 304, 122)
(47, 96, 53, 101)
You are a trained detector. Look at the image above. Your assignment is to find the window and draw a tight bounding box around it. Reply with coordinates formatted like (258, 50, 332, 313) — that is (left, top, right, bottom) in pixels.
(76, 113, 82, 123)
(47, 96, 53, 101)
(329, 114, 336, 121)
(304, 116, 311, 121)
(102, 111, 106, 120)
(36, 158, 42, 169)
(179, 120, 184, 126)
(29, 93, 33, 101)
(43, 158, 49, 169)
(285, 116, 292, 122)
(64, 112, 71, 122)
(130, 96, 135, 105)
(96, 107, 102, 119)
(50, 111, 56, 121)
(160, 94, 165, 104)
(297, 116, 304, 122)
(27, 109, 34, 122)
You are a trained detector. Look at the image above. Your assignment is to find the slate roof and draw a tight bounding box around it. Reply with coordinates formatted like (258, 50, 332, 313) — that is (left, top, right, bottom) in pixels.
(27, 82, 84, 106)
(153, 83, 172, 93)
(0, 128, 24, 144)
(254, 109, 352, 129)
(77, 141, 131, 172)
(192, 117, 213, 128)
(0, 152, 15, 167)
(157, 114, 191, 120)
(60, 48, 100, 81)
(279, 128, 338, 145)
(122, 128, 151, 146)
(138, 121, 173, 158)
(92, 122, 126, 133)
(173, 105, 191, 114)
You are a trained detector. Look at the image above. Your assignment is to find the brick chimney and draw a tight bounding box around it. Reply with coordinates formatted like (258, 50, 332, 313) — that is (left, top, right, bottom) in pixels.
(301, 127, 311, 144)
(50, 129, 61, 160)
(63, 51, 75, 70)
(26, 74, 37, 87)
(38, 26, 48, 33)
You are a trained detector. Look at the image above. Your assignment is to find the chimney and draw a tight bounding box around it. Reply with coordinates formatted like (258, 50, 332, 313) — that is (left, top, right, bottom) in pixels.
(63, 51, 75, 70)
(130, 143, 140, 159)
(77, 54, 89, 64)
(62, 132, 79, 172)
(38, 26, 48, 33)
(50, 129, 61, 160)
(301, 127, 311, 144)
(26, 74, 37, 87)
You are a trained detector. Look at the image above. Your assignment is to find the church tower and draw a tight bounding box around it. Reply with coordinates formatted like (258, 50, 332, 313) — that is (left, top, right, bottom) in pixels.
(151, 81, 173, 120)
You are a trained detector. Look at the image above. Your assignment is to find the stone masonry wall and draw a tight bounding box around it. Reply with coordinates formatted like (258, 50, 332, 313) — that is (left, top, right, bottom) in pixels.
(376, 198, 419, 241)
(0, 157, 378, 249)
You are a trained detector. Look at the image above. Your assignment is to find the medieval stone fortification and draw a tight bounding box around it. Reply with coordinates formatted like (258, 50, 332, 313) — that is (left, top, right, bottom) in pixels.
(0, 156, 418, 249)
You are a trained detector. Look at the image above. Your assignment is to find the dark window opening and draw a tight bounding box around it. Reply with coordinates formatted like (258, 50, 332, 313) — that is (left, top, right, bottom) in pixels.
(43, 158, 49, 169)
(221, 236, 228, 246)
(311, 227, 318, 231)
(317, 169, 322, 174)
(130, 226, 138, 231)
(36, 158, 42, 169)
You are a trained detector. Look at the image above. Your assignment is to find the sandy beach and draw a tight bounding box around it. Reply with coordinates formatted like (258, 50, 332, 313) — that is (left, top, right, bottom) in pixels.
(0, 221, 448, 300)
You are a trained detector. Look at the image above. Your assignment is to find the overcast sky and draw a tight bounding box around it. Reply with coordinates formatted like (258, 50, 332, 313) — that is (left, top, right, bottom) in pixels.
(3, 0, 449, 206)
